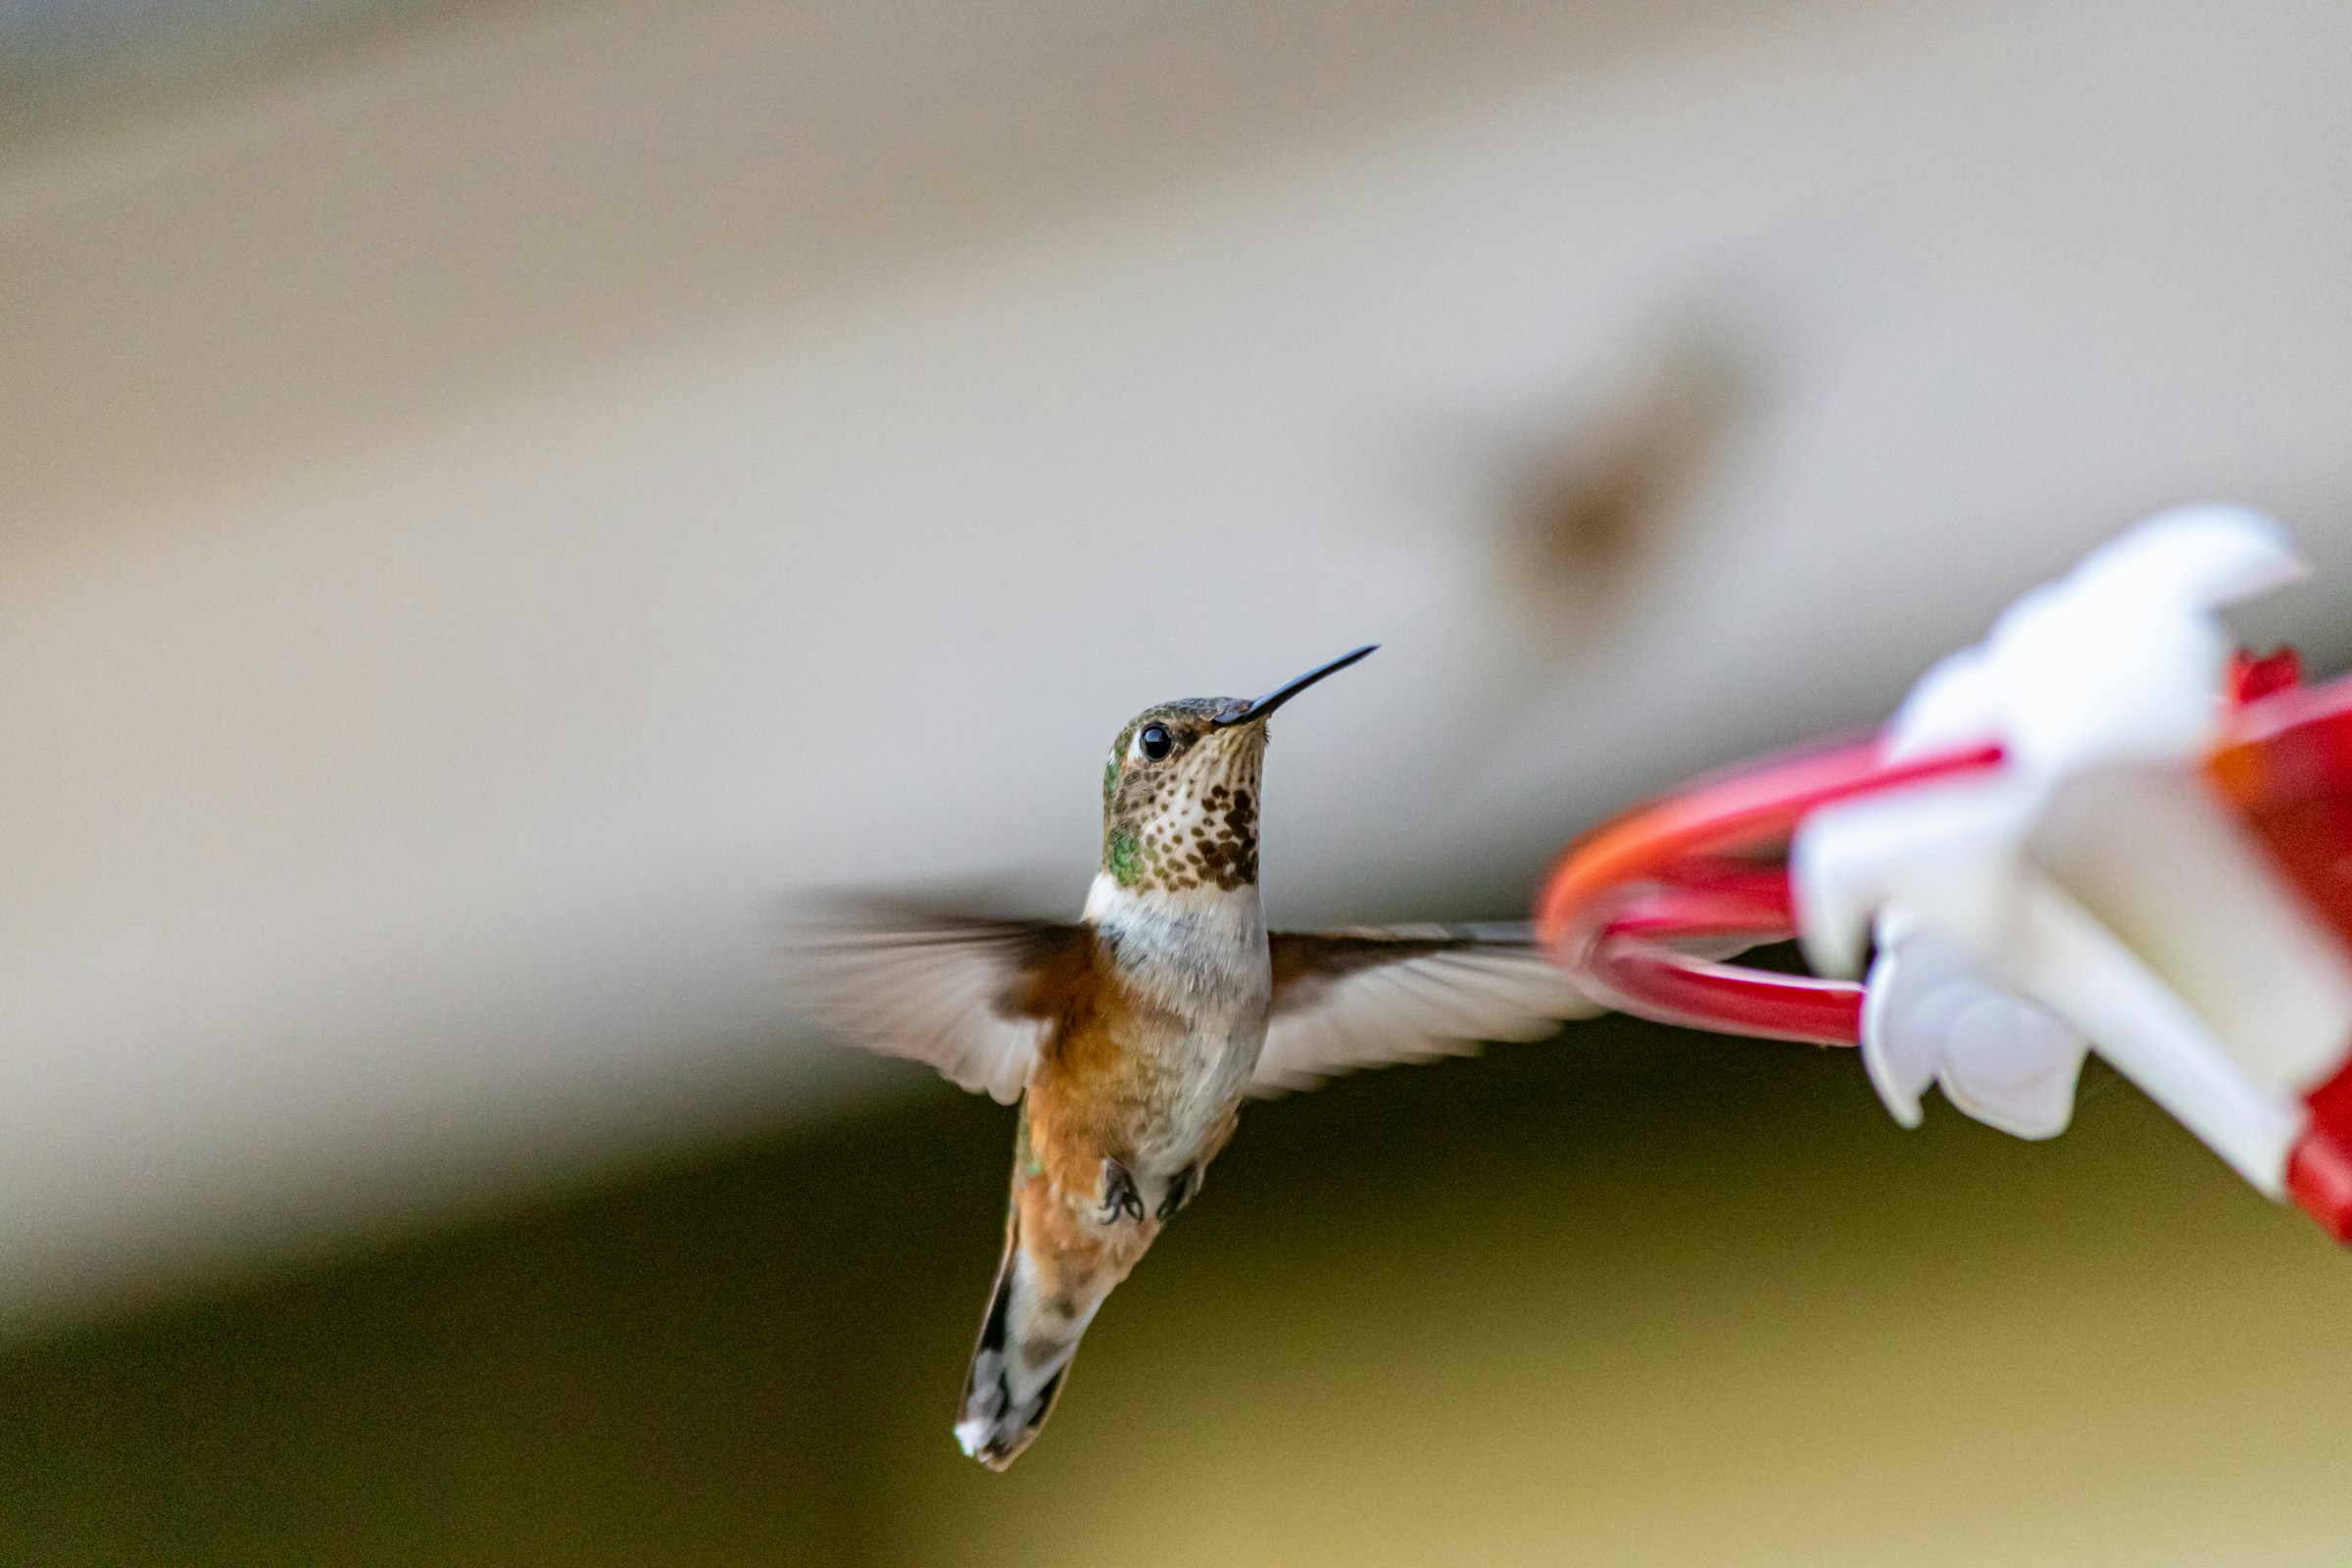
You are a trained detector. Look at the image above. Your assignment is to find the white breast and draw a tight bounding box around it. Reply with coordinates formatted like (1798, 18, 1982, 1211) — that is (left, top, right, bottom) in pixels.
(1082, 872, 1272, 1164)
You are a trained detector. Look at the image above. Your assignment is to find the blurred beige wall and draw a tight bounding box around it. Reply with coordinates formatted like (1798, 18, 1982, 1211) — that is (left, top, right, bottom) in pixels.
(4, 0, 2352, 1370)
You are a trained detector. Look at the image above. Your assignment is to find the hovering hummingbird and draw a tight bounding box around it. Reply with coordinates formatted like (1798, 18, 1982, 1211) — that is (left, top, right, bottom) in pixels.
(797, 646, 1595, 1468)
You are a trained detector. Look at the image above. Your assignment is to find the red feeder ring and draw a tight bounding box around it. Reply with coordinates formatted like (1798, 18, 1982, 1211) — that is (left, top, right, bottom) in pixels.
(1533, 660, 2352, 1241)
(1532, 739, 2002, 1045)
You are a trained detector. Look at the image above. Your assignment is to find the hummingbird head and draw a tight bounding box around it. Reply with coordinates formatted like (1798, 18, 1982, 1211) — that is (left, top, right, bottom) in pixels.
(1098, 646, 1375, 895)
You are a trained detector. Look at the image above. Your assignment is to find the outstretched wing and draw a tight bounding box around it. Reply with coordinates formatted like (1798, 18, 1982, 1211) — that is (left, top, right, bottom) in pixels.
(1256, 922, 1597, 1093)
(789, 907, 1090, 1104)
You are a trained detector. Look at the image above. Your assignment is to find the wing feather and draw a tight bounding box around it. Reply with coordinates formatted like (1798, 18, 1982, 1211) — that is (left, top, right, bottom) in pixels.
(788, 909, 1088, 1104)
(1256, 922, 1598, 1092)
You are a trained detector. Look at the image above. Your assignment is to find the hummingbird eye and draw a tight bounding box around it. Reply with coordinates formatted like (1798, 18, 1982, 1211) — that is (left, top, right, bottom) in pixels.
(1137, 723, 1174, 761)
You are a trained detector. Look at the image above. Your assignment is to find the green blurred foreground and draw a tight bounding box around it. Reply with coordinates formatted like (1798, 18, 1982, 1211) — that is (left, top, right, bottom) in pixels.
(4, 1016, 2348, 1565)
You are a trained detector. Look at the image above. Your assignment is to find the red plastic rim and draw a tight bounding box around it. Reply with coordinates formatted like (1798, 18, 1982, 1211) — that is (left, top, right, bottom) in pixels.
(1535, 664, 2352, 1046)
(1532, 661, 2352, 1240)
(1532, 738, 2002, 1045)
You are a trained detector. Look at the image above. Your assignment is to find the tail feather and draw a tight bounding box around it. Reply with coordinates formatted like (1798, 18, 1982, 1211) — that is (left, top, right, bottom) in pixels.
(956, 1120, 1160, 1469)
(955, 1217, 1094, 1469)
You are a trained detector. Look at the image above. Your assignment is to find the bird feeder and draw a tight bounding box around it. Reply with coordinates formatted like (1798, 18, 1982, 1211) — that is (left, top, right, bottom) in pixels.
(1535, 507, 2352, 1242)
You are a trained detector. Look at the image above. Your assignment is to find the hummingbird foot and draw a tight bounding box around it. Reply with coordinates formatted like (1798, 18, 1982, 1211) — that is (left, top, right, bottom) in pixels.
(1097, 1159, 1147, 1227)
(1154, 1164, 1196, 1220)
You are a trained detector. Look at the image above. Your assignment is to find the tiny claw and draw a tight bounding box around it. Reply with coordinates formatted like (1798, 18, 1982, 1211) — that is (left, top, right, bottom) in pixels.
(1098, 1159, 1146, 1226)
(1155, 1166, 1196, 1220)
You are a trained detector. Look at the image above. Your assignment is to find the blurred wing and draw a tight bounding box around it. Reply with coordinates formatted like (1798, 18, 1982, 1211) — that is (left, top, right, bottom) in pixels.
(1255, 922, 1599, 1093)
(790, 909, 1090, 1104)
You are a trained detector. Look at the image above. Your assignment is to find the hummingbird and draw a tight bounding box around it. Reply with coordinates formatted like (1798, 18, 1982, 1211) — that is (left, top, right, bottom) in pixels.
(796, 646, 1595, 1468)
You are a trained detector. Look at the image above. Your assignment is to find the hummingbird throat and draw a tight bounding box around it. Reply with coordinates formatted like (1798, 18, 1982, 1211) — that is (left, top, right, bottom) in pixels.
(1101, 723, 1263, 896)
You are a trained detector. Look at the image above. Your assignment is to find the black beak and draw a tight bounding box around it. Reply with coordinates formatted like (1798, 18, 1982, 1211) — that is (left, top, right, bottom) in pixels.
(1212, 645, 1378, 726)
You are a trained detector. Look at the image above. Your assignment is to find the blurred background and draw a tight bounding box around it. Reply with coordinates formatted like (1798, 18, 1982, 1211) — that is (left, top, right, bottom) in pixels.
(5, 0, 2352, 1560)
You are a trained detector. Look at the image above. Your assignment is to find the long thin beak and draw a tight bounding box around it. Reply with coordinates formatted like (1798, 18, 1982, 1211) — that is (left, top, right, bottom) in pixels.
(1213, 644, 1378, 726)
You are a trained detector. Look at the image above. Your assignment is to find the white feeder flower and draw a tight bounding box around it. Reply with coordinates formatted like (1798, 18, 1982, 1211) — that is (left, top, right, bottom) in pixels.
(1793, 505, 2347, 1183)
(1860, 928, 2085, 1139)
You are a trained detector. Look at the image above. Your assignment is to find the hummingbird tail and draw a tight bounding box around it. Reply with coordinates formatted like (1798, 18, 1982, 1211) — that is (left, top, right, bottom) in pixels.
(954, 1212, 1104, 1470)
